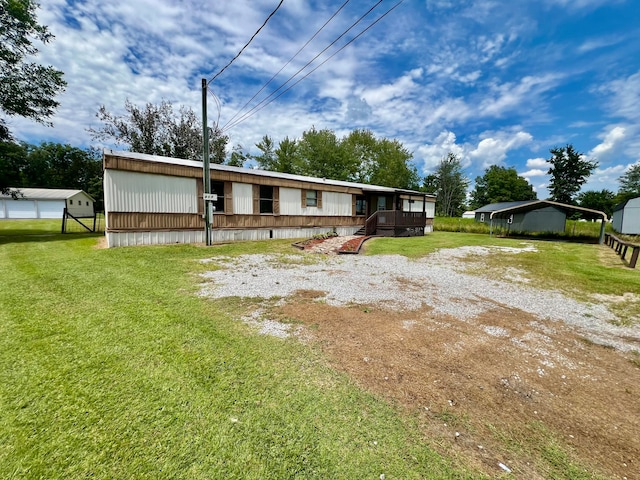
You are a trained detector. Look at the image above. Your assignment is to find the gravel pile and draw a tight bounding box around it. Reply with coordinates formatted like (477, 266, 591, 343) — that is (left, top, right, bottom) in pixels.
(199, 245, 640, 351)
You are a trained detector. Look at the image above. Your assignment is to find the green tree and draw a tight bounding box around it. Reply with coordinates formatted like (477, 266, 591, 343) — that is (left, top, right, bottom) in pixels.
(368, 138, 419, 189)
(227, 144, 248, 167)
(253, 135, 277, 170)
(424, 153, 469, 217)
(576, 189, 616, 218)
(547, 144, 597, 204)
(88, 99, 228, 163)
(0, 141, 27, 195)
(0, 0, 66, 140)
(296, 127, 357, 181)
(1, 0, 66, 194)
(617, 162, 640, 202)
(469, 165, 537, 209)
(343, 129, 418, 189)
(274, 136, 300, 174)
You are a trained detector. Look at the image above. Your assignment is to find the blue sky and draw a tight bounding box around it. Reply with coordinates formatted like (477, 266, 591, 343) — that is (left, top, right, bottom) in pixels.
(8, 0, 640, 198)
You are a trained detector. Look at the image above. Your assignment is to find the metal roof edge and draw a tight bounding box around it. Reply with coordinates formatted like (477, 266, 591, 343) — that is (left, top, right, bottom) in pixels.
(103, 149, 435, 198)
(489, 200, 608, 221)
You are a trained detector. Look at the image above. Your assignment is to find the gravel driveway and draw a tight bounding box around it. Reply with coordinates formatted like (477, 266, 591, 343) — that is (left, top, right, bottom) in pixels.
(199, 244, 640, 351)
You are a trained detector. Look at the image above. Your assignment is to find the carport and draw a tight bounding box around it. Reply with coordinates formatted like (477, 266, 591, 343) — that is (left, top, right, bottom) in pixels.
(489, 200, 608, 244)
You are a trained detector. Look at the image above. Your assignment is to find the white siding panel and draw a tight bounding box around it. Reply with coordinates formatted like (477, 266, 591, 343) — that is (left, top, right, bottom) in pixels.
(279, 187, 350, 216)
(280, 187, 302, 215)
(7, 200, 37, 218)
(105, 170, 197, 213)
(233, 182, 253, 214)
(322, 192, 352, 216)
(38, 200, 65, 218)
(0, 200, 5, 218)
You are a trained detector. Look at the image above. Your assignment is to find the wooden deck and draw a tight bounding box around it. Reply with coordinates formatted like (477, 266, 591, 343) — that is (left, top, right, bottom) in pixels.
(364, 210, 427, 237)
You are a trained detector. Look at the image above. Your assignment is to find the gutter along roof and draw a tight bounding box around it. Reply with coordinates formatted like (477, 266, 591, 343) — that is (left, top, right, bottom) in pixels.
(104, 149, 435, 199)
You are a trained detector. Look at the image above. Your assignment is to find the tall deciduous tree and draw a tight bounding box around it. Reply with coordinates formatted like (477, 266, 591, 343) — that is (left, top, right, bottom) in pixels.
(547, 144, 597, 204)
(1, 0, 66, 194)
(424, 153, 469, 217)
(253, 135, 277, 170)
(469, 165, 537, 209)
(274, 136, 300, 174)
(296, 127, 358, 181)
(88, 99, 228, 163)
(0, 0, 66, 139)
(577, 189, 616, 218)
(342, 129, 419, 189)
(617, 162, 640, 202)
(227, 144, 248, 167)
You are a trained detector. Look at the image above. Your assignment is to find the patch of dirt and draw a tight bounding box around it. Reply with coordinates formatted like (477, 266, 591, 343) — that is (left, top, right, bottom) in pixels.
(274, 294, 640, 479)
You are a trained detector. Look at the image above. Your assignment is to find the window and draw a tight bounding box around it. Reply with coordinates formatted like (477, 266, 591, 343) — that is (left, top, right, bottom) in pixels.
(480, 213, 485, 222)
(210, 180, 225, 213)
(69, 199, 73, 205)
(305, 190, 317, 207)
(86, 201, 89, 206)
(355, 196, 366, 216)
(259, 185, 273, 214)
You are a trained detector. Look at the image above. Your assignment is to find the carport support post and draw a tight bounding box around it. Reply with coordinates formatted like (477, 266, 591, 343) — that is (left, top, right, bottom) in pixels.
(598, 219, 605, 244)
(202, 78, 211, 246)
(489, 217, 493, 238)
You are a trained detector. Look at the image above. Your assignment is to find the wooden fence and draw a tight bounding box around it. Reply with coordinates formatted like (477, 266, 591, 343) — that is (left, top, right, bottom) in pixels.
(604, 233, 639, 268)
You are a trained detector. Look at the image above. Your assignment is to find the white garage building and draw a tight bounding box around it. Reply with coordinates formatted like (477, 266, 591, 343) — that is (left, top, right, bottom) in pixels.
(612, 197, 640, 235)
(0, 188, 95, 219)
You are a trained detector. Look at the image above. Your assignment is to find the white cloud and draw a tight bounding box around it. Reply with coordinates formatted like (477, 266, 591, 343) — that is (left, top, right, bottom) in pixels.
(589, 125, 626, 160)
(526, 157, 549, 168)
(416, 131, 467, 172)
(469, 130, 533, 167)
(521, 168, 547, 177)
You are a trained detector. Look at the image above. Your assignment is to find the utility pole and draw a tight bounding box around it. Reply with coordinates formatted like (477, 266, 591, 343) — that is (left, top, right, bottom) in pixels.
(202, 78, 212, 245)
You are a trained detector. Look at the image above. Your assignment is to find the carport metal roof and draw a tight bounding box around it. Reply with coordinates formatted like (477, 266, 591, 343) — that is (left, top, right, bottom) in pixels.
(488, 200, 608, 243)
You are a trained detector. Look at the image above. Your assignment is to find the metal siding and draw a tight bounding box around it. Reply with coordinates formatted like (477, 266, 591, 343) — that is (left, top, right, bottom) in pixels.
(7, 200, 37, 218)
(67, 192, 94, 217)
(621, 198, 640, 234)
(105, 170, 197, 213)
(321, 191, 352, 216)
(280, 187, 303, 215)
(279, 187, 348, 216)
(232, 182, 253, 214)
(38, 200, 66, 218)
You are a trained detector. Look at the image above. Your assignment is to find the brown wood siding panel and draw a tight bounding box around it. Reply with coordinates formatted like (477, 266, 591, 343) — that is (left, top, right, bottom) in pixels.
(273, 187, 280, 215)
(196, 178, 204, 215)
(224, 182, 233, 214)
(212, 170, 363, 194)
(317, 191, 322, 209)
(352, 195, 356, 217)
(103, 155, 201, 178)
(252, 185, 260, 214)
(108, 212, 203, 231)
(214, 215, 363, 229)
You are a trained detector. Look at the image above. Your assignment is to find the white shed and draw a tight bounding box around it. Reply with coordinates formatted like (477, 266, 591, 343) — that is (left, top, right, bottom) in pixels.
(612, 197, 640, 235)
(0, 188, 95, 219)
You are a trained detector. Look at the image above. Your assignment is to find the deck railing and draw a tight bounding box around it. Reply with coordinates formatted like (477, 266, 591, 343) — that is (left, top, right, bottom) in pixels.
(364, 210, 426, 236)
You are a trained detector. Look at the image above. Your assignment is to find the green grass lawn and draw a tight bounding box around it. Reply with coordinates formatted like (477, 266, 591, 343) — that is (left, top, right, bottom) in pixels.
(0, 222, 478, 479)
(2, 220, 637, 478)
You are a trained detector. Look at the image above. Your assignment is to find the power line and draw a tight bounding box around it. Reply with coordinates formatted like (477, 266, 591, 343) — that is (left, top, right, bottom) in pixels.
(223, 0, 403, 133)
(222, 0, 353, 131)
(222, 0, 388, 132)
(208, 0, 285, 85)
